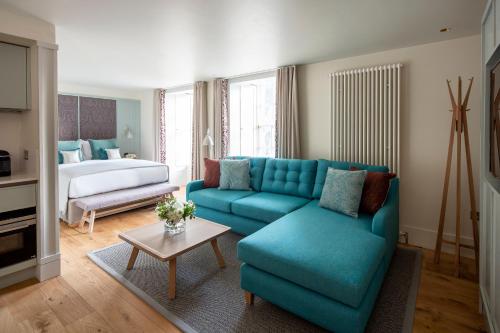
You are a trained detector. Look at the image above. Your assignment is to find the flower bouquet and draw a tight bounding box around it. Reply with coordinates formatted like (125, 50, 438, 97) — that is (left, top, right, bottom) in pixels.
(155, 196, 196, 234)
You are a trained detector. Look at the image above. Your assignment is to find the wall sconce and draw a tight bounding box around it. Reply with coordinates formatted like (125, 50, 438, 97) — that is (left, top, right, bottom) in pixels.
(124, 126, 134, 139)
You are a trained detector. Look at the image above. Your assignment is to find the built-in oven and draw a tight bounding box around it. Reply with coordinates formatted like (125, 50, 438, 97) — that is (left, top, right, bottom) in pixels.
(0, 207, 36, 269)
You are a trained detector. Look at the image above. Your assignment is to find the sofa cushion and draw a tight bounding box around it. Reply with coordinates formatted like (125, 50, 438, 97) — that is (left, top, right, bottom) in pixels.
(203, 158, 220, 188)
(188, 188, 255, 213)
(313, 159, 389, 199)
(227, 156, 267, 191)
(219, 159, 252, 190)
(232, 192, 310, 223)
(261, 159, 317, 198)
(237, 200, 385, 308)
(319, 168, 367, 218)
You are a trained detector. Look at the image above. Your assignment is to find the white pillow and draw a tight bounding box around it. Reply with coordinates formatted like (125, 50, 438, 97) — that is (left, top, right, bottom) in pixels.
(105, 148, 121, 159)
(79, 140, 93, 160)
(61, 150, 81, 164)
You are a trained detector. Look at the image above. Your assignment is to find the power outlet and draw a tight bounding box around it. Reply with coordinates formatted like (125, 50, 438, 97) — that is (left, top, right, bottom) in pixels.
(23, 150, 29, 160)
(399, 231, 409, 245)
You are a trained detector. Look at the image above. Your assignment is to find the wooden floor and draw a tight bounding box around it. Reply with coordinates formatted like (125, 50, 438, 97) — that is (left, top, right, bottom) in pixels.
(0, 188, 487, 332)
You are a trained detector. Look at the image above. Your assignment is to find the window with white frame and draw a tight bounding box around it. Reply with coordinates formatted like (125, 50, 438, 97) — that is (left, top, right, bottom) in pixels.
(165, 89, 193, 181)
(229, 73, 276, 157)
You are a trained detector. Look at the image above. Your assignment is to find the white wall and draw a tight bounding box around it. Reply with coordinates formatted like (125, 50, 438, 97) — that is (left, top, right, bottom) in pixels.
(298, 35, 481, 252)
(0, 7, 55, 43)
(58, 82, 156, 160)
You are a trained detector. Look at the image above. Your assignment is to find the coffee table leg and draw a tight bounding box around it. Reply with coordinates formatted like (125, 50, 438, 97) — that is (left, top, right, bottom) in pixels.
(210, 239, 225, 268)
(127, 247, 139, 270)
(168, 257, 176, 300)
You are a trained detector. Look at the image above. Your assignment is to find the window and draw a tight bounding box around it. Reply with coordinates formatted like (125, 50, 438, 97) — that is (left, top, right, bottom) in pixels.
(165, 89, 193, 180)
(229, 74, 276, 157)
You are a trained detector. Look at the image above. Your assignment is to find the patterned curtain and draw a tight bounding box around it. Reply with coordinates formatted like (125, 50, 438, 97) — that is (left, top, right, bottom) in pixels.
(214, 78, 230, 159)
(154, 88, 167, 164)
(191, 81, 208, 179)
(276, 65, 301, 158)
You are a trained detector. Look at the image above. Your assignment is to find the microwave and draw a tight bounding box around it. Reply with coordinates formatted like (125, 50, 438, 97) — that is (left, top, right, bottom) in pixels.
(0, 206, 36, 269)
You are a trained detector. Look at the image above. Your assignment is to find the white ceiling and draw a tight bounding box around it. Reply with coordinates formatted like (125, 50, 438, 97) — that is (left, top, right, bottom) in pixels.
(0, 0, 486, 90)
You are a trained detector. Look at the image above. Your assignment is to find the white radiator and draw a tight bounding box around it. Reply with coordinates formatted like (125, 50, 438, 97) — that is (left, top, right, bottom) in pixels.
(330, 63, 402, 174)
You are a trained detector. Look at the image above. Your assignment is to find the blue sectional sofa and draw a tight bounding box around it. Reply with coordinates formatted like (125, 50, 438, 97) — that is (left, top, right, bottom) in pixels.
(186, 158, 399, 333)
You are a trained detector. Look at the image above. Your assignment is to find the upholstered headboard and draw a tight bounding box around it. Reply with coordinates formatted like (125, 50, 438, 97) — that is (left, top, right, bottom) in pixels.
(58, 95, 79, 140)
(58, 95, 117, 140)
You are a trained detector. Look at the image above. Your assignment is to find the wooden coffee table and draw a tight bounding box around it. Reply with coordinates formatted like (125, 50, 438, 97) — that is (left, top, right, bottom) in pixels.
(118, 218, 231, 299)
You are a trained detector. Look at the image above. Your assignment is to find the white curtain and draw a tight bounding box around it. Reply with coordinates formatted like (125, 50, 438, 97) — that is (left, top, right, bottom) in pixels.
(191, 81, 208, 180)
(154, 88, 167, 163)
(214, 78, 229, 159)
(276, 65, 301, 158)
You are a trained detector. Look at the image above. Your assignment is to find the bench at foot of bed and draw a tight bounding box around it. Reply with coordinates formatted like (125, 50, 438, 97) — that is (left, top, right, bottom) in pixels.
(72, 183, 179, 233)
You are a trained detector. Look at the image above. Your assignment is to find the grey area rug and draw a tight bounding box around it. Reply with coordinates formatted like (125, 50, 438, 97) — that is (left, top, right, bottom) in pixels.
(88, 233, 421, 333)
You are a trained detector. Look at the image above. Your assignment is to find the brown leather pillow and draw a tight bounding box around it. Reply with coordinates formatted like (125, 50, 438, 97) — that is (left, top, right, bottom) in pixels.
(204, 158, 220, 188)
(350, 167, 396, 214)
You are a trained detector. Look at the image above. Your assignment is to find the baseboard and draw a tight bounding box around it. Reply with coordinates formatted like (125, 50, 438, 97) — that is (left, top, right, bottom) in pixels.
(400, 224, 475, 258)
(0, 265, 37, 289)
(36, 253, 61, 281)
(480, 286, 499, 333)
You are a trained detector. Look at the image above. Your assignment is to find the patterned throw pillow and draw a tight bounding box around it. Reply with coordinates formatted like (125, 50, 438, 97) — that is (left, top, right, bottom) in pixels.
(61, 149, 81, 164)
(58, 140, 82, 164)
(219, 159, 251, 191)
(350, 166, 397, 214)
(105, 148, 122, 159)
(319, 168, 367, 218)
(204, 158, 220, 188)
(89, 139, 118, 160)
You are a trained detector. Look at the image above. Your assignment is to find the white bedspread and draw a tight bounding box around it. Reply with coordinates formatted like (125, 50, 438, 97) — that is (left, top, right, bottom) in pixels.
(58, 159, 169, 219)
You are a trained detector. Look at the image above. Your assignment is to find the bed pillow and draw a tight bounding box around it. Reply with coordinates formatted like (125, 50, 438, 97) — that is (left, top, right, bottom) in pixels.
(79, 140, 93, 160)
(61, 149, 81, 164)
(89, 139, 118, 160)
(204, 158, 220, 188)
(319, 168, 367, 218)
(350, 166, 397, 214)
(219, 159, 251, 190)
(105, 148, 121, 160)
(58, 140, 82, 164)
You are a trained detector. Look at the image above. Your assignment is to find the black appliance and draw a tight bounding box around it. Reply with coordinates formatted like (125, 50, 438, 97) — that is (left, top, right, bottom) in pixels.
(0, 207, 36, 269)
(0, 150, 11, 177)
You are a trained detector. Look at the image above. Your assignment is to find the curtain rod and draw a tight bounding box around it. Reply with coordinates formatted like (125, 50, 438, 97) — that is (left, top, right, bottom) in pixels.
(164, 66, 284, 91)
(223, 67, 278, 80)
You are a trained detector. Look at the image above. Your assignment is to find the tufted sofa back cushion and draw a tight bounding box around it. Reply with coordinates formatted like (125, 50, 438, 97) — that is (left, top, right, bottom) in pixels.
(227, 156, 267, 191)
(261, 158, 318, 198)
(312, 159, 389, 198)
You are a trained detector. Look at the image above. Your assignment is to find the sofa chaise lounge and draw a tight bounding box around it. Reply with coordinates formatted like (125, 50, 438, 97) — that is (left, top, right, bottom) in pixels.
(186, 157, 399, 333)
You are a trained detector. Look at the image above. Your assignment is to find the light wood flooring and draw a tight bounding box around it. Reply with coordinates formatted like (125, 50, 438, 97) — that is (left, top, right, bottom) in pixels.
(0, 188, 487, 332)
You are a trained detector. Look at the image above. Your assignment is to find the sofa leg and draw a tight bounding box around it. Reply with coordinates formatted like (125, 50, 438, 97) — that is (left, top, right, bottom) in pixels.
(244, 291, 254, 305)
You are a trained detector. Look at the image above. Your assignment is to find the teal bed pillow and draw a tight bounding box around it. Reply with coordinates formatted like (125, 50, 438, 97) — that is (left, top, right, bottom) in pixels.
(219, 159, 252, 191)
(57, 140, 81, 164)
(89, 139, 118, 160)
(319, 168, 367, 218)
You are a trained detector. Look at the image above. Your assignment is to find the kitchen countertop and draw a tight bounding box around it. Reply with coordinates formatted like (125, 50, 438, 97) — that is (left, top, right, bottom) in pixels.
(0, 172, 38, 188)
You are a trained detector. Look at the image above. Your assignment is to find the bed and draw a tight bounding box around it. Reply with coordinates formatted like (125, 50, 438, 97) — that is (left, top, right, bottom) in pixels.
(59, 159, 171, 224)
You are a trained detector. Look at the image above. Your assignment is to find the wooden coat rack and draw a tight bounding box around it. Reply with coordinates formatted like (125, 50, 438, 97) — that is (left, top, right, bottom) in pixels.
(434, 77, 479, 279)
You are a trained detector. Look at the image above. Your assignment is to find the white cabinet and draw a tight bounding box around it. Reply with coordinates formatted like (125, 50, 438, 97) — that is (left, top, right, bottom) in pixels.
(0, 184, 36, 212)
(0, 42, 28, 110)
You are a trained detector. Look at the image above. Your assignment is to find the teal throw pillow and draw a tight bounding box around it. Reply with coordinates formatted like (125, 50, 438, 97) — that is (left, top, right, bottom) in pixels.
(58, 140, 81, 164)
(219, 159, 251, 191)
(319, 168, 367, 218)
(89, 139, 118, 160)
